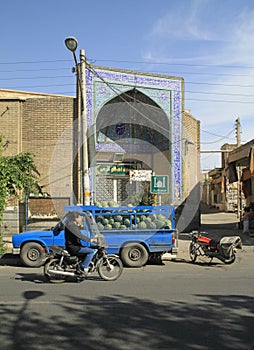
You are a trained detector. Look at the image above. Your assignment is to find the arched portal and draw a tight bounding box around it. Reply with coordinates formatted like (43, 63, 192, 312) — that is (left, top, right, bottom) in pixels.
(94, 89, 172, 205)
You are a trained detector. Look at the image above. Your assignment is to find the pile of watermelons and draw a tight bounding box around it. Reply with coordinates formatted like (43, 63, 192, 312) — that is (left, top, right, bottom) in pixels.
(94, 210, 172, 231)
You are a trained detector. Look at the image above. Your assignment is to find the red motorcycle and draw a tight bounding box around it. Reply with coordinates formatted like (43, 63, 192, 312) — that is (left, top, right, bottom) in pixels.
(189, 231, 242, 264)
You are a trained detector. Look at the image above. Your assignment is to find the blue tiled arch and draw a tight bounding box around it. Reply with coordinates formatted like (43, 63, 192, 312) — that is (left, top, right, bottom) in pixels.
(86, 68, 183, 203)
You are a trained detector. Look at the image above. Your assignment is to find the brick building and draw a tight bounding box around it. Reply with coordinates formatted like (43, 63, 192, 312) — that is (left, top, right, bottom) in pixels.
(0, 66, 200, 237)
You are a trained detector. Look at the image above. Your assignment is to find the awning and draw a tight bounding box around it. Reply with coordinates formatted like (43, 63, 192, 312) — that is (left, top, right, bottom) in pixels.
(227, 145, 254, 183)
(228, 146, 251, 164)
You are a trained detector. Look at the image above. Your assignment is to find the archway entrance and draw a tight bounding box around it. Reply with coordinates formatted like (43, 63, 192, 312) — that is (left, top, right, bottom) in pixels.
(94, 88, 171, 205)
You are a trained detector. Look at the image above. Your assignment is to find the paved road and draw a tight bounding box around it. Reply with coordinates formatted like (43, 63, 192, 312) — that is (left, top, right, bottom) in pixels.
(176, 207, 254, 260)
(1, 208, 254, 350)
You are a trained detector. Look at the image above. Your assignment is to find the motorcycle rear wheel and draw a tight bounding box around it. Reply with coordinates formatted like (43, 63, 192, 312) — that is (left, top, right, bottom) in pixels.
(224, 253, 236, 264)
(44, 258, 67, 283)
(189, 242, 198, 263)
(97, 255, 123, 281)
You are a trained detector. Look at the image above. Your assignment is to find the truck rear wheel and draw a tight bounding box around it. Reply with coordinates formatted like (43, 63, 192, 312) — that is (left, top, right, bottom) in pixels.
(121, 243, 149, 267)
(20, 242, 46, 267)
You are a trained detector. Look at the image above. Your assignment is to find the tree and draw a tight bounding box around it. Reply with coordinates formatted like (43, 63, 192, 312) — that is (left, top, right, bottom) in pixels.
(0, 136, 39, 252)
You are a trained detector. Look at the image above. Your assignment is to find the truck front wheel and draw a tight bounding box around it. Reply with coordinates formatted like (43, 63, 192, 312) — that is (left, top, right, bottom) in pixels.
(20, 242, 46, 267)
(121, 243, 149, 267)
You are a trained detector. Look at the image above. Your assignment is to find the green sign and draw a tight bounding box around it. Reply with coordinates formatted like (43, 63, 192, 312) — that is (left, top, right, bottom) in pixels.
(97, 164, 127, 175)
(150, 175, 169, 194)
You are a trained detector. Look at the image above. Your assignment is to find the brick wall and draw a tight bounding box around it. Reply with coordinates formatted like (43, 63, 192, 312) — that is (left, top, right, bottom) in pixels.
(182, 109, 201, 199)
(179, 109, 201, 230)
(22, 97, 76, 198)
(1, 95, 76, 239)
(0, 99, 23, 155)
(28, 197, 70, 218)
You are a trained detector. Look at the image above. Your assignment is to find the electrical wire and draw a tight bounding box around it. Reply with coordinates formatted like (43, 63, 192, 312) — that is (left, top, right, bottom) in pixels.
(201, 128, 236, 144)
(0, 58, 251, 142)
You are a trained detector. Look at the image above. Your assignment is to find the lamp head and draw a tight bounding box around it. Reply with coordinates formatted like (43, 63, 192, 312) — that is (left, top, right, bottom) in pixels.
(65, 37, 78, 52)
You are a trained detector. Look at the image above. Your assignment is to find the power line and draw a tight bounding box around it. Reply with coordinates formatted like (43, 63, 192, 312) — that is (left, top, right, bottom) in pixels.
(1, 82, 253, 104)
(2, 59, 254, 105)
(0, 75, 71, 80)
(1, 58, 254, 70)
(200, 128, 236, 144)
(89, 58, 254, 70)
(0, 67, 71, 73)
(0, 59, 71, 65)
(2, 58, 254, 81)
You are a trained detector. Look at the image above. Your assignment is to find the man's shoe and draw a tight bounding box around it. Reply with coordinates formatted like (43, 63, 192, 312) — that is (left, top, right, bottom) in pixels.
(81, 267, 90, 276)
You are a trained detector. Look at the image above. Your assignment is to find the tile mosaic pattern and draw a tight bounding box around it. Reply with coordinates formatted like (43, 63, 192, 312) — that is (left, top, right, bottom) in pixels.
(86, 68, 182, 203)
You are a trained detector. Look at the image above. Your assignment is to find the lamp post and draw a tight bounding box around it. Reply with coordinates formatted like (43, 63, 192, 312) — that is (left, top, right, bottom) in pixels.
(65, 36, 90, 205)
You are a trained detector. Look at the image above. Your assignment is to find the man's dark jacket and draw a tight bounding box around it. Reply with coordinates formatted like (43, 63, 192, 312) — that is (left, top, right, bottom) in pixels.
(64, 221, 90, 255)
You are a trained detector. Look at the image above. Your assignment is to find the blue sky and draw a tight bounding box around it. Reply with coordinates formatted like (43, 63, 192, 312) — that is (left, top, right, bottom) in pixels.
(1, 0, 254, 170)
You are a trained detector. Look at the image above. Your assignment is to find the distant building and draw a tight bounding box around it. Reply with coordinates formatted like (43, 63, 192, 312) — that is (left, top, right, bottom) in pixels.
(227, 139, 254, 215)
(202, 142, 249, 216)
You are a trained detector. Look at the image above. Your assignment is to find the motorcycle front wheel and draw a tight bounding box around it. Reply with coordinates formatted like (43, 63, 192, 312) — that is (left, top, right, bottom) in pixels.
(97, 255, 123, 281)
(44, 258, 67, 283)
(189, 242, 198, 263)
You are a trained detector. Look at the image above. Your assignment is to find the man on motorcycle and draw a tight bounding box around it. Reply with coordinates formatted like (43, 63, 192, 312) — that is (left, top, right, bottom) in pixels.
(64, 212, 97, 274)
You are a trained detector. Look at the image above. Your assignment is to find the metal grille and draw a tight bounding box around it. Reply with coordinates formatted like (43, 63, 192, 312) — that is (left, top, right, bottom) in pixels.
(95, 176, 146, 205)
(117, 178, 129, 204)
(95, 177, 114, 204)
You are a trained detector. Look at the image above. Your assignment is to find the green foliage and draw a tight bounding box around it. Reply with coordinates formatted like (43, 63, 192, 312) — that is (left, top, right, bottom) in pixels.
(0, 136, 39, 223)
(0, 230, 7, 254)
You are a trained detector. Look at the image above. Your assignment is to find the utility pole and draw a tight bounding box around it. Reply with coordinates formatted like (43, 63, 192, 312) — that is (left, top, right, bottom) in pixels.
(235, 117, 242, 220)
(236, 117, 241, 147)
(65, 37, 90, 205)
(80, 49, 90, 205)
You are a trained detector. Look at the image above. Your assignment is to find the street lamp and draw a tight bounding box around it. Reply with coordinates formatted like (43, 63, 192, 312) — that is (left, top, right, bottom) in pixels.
(65, 36, 90, 205)
(65, 37, 78, 52)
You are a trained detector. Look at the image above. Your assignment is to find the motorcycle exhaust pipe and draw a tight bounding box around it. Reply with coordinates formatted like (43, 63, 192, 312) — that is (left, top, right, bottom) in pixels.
(47, 269, 76, 277)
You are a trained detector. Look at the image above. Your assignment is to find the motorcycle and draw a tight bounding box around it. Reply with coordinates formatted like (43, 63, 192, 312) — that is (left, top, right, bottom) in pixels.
(189, 231, 242, 264)
(44, 233, 123, 283)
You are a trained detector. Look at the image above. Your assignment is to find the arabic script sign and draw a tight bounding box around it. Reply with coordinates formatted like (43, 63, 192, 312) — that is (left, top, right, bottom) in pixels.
(97, 164, 127, 175)
(129, 170, 152, 182)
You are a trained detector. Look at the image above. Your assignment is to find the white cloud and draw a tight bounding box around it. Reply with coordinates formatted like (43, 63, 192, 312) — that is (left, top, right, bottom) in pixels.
(144, 1, 254, 169)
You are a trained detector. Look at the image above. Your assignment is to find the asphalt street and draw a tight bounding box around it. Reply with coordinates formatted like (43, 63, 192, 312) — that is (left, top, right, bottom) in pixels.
(1, 206, 254, 350)
(176, 205, 254, 261)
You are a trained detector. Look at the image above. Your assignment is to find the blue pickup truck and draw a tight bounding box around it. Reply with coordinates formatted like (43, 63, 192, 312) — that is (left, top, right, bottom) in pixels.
(12, 205, 178, 268)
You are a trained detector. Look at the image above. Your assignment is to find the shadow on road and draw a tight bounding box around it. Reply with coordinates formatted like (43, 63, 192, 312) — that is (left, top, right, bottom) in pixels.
(0, 254, 22, 266)
(1, 292, 254, 350)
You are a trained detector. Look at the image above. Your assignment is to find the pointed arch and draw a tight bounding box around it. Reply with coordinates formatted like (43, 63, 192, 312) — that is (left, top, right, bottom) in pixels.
(96, 88, 170, 151)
